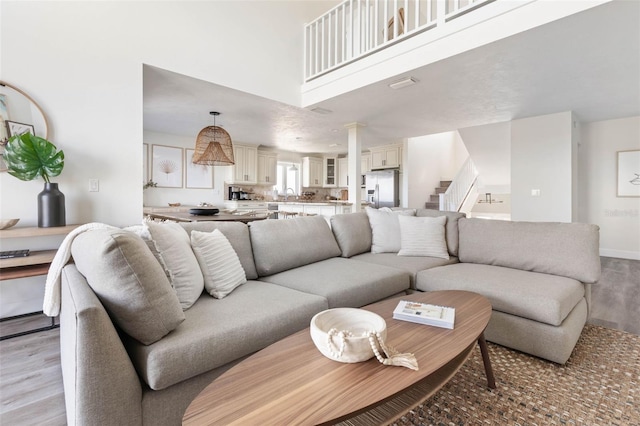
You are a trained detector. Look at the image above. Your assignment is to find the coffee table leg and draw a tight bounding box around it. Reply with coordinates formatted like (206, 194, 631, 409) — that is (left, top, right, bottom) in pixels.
(477, 333, 496, 389)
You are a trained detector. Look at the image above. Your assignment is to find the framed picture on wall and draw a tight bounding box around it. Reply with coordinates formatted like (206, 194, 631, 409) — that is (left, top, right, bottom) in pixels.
(152, 145, 183, 188)
(6, 120, 35, 138)
(617, 150, 640, 197)
(185, 148, 214, 189)
(143, 143, 149, 183)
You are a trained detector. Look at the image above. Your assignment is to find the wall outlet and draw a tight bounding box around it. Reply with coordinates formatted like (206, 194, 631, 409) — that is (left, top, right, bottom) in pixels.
(89, 179, 99, 192)
(531, 189, 541, 197)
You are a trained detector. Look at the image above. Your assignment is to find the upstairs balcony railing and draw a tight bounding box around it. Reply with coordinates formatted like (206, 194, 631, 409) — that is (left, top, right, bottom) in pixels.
(304, 0, 495, 82)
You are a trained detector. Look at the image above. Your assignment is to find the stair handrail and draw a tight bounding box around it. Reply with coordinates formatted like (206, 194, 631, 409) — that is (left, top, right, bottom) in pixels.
(439, 157, 478, 212)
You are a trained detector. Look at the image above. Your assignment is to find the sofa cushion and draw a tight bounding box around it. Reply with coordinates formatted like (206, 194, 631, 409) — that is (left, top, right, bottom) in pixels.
(71, 229, 185, 345)
(415, 209, 465, 257)
(124, 281, 328, 390)
(398, 215, 449, 259)
(249, 215, 341, 276)
(259, 257, 410, 308)
(365, 207, 415, 253)
(458, 218, 601, 283)
(191, 230, 247, 299)
(146, 221, 204, 310)
(330, 212, 372, 257)
(351, 252, 458, 289)
(415, 263, 585, 326)
(180, 222, 258, 280)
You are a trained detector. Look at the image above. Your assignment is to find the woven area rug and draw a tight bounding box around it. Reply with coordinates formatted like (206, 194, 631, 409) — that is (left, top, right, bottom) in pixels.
(388, 325, 639, 426)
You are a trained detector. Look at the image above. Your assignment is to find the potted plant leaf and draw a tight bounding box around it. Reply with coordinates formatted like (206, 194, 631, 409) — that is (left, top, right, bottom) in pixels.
(3, 132, 66, 227)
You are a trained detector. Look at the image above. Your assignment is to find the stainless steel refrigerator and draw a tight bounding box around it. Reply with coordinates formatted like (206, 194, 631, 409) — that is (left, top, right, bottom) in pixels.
(366, 169, 400, 208)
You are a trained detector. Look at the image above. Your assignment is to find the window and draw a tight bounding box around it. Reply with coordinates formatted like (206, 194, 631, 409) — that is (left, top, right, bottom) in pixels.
(276, 162, 301, 196)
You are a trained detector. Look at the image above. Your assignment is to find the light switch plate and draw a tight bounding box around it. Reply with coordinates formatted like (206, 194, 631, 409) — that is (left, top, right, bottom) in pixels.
(89, 179, 99, 192)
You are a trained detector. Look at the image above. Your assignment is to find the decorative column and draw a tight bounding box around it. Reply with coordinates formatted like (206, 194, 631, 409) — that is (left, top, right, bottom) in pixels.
(344, 122, 365, 210)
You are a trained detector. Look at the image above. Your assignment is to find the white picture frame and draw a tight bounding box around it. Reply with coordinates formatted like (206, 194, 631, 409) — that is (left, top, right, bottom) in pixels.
(143, 143, 149, 183)
(617, 150, 640, 197)
(185, 148, 214, 189)
(152, 144, 183, 188)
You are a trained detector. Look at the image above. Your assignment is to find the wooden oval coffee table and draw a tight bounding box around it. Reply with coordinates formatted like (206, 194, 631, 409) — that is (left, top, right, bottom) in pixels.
(183, 290, 494, 425)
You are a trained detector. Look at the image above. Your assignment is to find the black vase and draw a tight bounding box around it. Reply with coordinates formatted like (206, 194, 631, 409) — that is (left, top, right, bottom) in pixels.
(38, 183, 66, 227)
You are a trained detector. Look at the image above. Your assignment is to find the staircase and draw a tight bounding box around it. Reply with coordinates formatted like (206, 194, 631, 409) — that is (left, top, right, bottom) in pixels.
(425, 180, 451, 210)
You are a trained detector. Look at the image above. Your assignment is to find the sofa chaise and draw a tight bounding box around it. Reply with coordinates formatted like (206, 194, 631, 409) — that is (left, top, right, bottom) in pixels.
(59, 209, 600, 425)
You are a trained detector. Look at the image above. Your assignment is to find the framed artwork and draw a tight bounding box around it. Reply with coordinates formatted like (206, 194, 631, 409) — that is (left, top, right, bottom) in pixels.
(0, 141, 6, 172)
(617, 150, 640, 197)
(185, 148, 214, 189)
(6, 120, 35, 138)
(143, 143, 149, 183)
(0, 94, 9, 144)
(152, 145, 183, 188)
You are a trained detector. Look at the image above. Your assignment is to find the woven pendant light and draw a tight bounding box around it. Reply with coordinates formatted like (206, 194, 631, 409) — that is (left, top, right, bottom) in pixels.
(192, 112, 235, 165)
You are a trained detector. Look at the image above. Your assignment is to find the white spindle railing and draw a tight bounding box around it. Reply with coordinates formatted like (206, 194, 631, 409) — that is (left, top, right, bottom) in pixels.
(305, 0, 495, 81)
(439, 157, 478, 212)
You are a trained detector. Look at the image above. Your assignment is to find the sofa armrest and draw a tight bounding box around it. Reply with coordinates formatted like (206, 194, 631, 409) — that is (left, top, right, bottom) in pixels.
(61, 265, 143, 426)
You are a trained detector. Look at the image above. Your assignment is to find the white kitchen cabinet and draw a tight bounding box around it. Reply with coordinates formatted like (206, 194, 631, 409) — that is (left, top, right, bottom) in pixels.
(302, 157, 323, 188)
(361, 153, 371, 174)
(323, 157, 337, 188)
(257, 151, 278, 185)
(370, 144, 401, 169)
(335, 204, 353, 215)
(338, 157, 348, 188)
(229, 144, 258, 184)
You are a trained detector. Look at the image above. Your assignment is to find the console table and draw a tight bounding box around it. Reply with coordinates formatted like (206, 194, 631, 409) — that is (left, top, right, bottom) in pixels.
(0, 224, 80, 340)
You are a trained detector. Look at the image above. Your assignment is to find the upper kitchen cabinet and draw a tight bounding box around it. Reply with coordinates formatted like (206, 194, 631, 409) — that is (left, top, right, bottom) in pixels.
(323, 157, 337, 188)
(257, 150, 278, 185)
(302, 156, 323, 188)
(361, 153, 371, 174)
(229, 144, 258, 184)
(370, 144, 401, 169)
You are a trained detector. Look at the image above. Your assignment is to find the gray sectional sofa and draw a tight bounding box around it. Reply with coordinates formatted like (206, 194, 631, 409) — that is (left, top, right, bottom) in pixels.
(59, 209, 600, 425)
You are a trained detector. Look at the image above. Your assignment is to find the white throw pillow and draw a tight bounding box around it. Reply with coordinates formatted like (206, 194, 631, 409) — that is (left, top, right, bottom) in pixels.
(191, 229, 247, 299)
(145, 221, 204, 310)
(398, 215, 450, 259)
(365, 207, 416, 253)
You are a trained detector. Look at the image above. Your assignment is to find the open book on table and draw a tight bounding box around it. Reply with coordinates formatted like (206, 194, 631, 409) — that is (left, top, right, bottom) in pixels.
(393, 300, 455, 329)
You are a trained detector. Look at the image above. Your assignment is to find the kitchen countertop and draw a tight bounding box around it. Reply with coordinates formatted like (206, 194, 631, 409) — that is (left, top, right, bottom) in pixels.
(227, 200, 359, 206)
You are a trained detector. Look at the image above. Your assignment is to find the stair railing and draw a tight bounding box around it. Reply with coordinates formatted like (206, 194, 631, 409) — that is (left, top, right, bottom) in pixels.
(439, 157, 478, 212)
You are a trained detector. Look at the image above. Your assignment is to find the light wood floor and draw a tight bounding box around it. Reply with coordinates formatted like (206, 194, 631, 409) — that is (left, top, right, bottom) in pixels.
(1, 256, 638, 425)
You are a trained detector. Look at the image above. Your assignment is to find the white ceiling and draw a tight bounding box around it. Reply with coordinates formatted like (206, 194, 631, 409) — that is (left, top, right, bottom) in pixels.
(143, 1, 640, 155)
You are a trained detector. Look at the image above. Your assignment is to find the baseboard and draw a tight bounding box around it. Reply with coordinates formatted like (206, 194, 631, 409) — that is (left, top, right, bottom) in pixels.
(599, 248, 640, 260)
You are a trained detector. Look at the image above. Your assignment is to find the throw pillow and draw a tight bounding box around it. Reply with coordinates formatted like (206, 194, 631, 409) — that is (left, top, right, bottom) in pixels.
(71, 229, 185, 345)
(365, 207, 415, 253)
(191, 229, 247, 299)
(398, 215, 450, 259)
(145, 221, 204, 310)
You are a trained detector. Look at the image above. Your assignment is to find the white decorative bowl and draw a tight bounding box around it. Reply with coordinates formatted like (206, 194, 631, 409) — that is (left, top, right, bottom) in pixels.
(310, 308, 387, 363)
(0, 219, 19, 230)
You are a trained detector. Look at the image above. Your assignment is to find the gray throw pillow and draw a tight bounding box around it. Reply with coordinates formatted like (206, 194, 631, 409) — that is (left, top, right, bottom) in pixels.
(71, 229, 185, 345)
(146, 221, 205, 310)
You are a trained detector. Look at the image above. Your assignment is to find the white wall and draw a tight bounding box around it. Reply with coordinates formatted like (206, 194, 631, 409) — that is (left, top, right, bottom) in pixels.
(458, 121, 511, 193)
(0, 0, 333, 228)
(511, 111, 574, 222)
(406, 131, 468, 209)
(578, 116, 640, 260)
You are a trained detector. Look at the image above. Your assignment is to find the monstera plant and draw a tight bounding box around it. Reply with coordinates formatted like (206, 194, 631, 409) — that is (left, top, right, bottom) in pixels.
(4, 132, 66, 227)
(4, 132, 64, 182)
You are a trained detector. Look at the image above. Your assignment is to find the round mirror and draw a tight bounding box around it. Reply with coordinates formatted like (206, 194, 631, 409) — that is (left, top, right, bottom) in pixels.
(0, 81, 49, 172)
